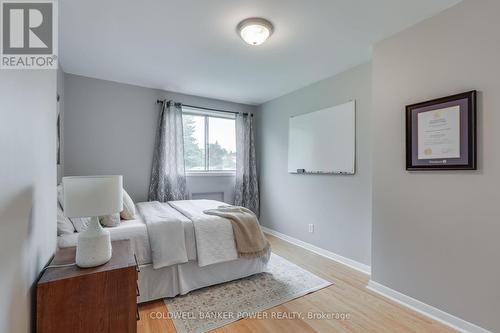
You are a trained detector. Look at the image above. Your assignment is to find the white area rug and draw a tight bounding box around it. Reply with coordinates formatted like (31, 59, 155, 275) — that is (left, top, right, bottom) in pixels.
(164, 253, 332, 333)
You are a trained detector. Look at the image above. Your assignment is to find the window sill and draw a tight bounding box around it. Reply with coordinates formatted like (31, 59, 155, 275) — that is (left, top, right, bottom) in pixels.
(186, 171, 236, 177)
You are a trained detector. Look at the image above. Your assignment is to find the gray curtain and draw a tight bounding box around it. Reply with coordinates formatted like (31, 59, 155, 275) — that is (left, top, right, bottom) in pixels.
(148, 101, 188, 202)
(234, 113, 259, 216)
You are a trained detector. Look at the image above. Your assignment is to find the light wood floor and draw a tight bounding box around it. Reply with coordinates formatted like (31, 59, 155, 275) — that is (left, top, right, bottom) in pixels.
(138, 234, 455, 333)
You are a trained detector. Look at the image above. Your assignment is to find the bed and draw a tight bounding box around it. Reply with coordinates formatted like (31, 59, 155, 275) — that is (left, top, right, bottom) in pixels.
(57, 200, 270, 303)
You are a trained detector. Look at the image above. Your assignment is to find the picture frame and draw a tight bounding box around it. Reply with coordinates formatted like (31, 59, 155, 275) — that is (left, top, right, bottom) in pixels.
(406, 90, 476, 170)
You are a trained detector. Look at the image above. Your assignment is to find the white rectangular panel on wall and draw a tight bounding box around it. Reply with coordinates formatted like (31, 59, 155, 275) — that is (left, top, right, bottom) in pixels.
(191, 192, 224, 202)
(288, 100, 355, 174)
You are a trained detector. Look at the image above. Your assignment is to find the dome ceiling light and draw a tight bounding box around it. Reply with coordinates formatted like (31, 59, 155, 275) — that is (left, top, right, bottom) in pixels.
(237, 18, 274, 46)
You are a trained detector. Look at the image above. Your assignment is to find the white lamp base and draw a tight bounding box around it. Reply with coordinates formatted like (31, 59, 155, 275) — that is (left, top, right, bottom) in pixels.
(76, 217, 112, 268)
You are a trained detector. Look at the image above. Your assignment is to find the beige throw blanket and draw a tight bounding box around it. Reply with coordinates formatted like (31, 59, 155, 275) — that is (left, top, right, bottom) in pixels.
(203, 206, 270, 259)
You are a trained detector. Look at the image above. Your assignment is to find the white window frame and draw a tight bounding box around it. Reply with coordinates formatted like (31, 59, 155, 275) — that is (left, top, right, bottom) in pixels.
(183, 107, 236, 176)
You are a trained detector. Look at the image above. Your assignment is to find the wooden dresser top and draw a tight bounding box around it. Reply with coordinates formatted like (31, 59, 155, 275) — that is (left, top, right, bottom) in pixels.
(39, 239, 136, 283)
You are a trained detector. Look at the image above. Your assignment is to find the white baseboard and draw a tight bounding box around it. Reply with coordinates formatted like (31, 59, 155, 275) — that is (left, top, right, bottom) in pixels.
(367, 280, 491, 333)
(261, 226, 371, 275)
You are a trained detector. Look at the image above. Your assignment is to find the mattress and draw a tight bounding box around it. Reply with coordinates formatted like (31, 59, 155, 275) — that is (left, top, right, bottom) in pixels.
(57, 210, 197, 265)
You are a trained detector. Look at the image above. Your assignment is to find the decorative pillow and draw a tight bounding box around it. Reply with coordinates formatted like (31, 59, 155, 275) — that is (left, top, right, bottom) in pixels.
(57, 203, 75, 235)
(120, 189, 136, 220)
(99, 213, 120, 227)
(58, 184, 92, 232)
(71, 216, 92, 232)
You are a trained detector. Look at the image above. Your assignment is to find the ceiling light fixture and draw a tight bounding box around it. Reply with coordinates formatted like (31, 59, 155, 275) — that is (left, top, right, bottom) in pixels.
(237, 18, 273, 46)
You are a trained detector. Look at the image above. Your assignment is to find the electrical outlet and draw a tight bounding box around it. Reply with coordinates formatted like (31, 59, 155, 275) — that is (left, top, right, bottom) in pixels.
(308, 224, 314, 233)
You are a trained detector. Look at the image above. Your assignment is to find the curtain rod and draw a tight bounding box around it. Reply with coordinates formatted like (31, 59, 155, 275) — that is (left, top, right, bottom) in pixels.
(156, 99, 253, 117)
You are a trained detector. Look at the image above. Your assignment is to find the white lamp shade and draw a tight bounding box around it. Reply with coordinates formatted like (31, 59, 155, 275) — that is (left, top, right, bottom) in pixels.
(62, 176, 123, 218)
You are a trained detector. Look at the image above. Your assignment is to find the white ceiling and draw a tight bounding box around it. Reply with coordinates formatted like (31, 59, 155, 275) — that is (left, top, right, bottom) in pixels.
(60, 0, 461, 105)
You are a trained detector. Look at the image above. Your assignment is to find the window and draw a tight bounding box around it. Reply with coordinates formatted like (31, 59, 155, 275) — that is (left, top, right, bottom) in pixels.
(183, 107, 236, 173)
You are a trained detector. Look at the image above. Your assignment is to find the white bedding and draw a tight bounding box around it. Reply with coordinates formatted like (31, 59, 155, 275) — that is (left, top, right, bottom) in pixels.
(58, 216, 152, 265)
(136, 201, 190, 268)
(57, 207, 197, 265)
(169, 200, 238, 267)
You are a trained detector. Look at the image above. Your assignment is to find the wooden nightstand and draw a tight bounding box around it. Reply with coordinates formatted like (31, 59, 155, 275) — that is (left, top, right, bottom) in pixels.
(37, 240, 139, 333)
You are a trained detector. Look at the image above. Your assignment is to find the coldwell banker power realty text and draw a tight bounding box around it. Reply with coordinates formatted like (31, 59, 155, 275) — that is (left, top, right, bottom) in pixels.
(1, 0, 57, 69)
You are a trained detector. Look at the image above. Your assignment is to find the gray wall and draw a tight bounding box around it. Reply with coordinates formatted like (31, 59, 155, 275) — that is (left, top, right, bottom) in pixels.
(63, 74, 255, 203)
(0, 70, 57, 332)
(256, 63, 372, 266)
(371, 0, 499, 331)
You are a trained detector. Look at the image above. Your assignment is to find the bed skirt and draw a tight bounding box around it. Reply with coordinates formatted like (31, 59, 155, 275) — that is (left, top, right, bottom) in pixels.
(137, 250, 271, 303)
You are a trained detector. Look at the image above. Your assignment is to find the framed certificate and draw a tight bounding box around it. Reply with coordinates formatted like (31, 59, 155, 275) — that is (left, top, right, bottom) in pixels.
(406, 91, 476, 170)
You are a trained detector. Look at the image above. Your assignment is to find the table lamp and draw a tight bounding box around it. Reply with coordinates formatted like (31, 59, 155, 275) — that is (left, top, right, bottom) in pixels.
(62, 175, 123, 268)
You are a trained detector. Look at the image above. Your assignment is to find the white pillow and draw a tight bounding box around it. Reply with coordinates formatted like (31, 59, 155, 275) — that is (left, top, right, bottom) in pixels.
(99, 213, 120, 227)
(57, 203, 75, 235)
(72, 216, 92, 232)
(120, 189, 136, 220)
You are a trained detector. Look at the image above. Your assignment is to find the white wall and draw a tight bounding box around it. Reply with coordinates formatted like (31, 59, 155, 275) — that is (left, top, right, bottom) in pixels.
(256, 63, 372, 266)
(63, 74, 255, 203)
(0, 70, 57, 333)
(371, 0, 500, 331)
